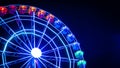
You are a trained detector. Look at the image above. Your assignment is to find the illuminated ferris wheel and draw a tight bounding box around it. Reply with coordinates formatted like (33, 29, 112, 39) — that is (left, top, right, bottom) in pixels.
(0, 4, 86, 68)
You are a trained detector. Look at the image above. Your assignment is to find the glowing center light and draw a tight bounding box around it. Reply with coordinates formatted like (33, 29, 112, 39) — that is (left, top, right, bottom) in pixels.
(31, 48, 42, 58)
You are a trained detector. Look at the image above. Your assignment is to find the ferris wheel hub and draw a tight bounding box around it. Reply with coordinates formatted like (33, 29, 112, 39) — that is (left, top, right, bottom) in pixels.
(31, 48, 42, 58)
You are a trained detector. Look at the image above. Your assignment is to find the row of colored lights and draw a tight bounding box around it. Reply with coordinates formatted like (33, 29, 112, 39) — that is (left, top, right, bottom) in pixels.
(53, 20, 86, 67)
(0, 5, 55, 23)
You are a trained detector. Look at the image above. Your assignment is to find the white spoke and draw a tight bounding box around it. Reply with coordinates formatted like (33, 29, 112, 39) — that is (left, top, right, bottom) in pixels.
(16, 11, 33, 50)
(0, 56, 31, 66)
(0, 37, 30, 53)
(40, 57, 59, 68)
(37, 58, 47, 68)
(41, 30, 62, 50)
(0, 50, 30, 56)
(20, 57, 33, 68)
(37, 19, 50, 48)
(42, 55, 78, 62)
(0, 37, 24, 53)
(42, 43, 73, 54)
(32, 12, 36, 48)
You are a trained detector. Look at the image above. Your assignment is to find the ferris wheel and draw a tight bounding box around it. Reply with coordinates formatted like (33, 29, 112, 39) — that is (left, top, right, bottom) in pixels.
(0, 4, 86, 68)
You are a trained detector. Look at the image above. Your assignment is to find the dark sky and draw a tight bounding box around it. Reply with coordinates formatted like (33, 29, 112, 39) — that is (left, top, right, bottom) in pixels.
(0, 0, 120, 68)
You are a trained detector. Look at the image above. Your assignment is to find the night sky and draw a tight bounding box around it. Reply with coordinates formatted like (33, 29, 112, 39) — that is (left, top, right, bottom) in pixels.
(0, 0, 119, 68)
